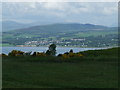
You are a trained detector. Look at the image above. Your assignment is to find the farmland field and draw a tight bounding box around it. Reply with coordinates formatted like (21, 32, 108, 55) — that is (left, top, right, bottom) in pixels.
(2, 47, 119, 88)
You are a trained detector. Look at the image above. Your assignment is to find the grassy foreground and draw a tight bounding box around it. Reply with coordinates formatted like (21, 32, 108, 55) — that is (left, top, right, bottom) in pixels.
(2, 48, 119, 88)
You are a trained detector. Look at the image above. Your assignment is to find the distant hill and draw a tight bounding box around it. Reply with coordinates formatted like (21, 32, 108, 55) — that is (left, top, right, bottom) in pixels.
(1, 21, 30, 32)
(2, 23, 118, 47)
(2, 21, 117, 33)
(10, 23, 115, 34)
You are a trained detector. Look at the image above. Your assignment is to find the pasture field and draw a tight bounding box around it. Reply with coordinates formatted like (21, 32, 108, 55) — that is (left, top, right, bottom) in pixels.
(2, 48, 119, 88)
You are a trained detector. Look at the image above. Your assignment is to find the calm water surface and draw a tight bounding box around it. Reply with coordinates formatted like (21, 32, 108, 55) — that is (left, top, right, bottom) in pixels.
(1, 47, 107, 55)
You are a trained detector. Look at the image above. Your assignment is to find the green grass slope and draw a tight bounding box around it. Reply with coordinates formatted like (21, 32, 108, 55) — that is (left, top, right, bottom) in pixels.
(2, 47, 119, 88)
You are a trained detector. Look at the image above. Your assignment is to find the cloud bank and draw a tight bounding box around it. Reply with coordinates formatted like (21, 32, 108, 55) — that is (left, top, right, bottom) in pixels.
(2, 2, 118, 26)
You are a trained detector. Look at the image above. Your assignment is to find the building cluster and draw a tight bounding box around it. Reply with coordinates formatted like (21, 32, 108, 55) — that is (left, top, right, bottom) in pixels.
(23, 38, 86, 47)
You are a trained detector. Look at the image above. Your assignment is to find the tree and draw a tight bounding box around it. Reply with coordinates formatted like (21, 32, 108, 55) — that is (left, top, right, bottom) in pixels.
(32, 52, 37, 56)
(46, 44, 56, 56)
(46, 50, 51, 55)
(69, 49, 73, 53)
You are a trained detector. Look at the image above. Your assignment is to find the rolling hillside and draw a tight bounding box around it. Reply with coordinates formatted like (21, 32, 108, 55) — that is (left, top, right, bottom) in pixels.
(10, 23, 115, 33)
(2, 47, 119, 88)
(2, 23, 118, 47)
(2, 21, 30, 32)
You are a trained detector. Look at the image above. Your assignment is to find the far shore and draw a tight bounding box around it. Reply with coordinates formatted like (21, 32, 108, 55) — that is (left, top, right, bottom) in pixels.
(1, 45, 117, 49)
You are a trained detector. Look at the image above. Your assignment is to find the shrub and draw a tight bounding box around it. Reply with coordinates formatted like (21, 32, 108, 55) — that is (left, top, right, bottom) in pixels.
(36, 52, 46, 56)
(68, 52, 75, 57)
(24, 51, 32, 56)
(58, 54, 62, 57)
(61, 52, 83, 59)
(64, 52, 69, 55)
(45, 50, 51, 56)
(69, 49, 73, 53)
(62, 54, 70, 59)
(0, 53, 7, 57)
(32, 52, 37, 56)
(75, 53, 83, 57)
(8, 50, 24, 56)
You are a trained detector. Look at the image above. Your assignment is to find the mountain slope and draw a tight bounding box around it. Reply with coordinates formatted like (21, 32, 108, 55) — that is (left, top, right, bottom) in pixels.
(2, 21, 30, 32)
(2, 23, 118, 47)
(10, 23, 112, 34)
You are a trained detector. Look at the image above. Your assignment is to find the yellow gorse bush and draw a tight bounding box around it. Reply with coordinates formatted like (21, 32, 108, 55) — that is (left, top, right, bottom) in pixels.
(61, 52, 83, 59)
(8, 50, 47, 57)
(5, 48, 84, 59)
(68, 52, 75, 57)
(36, 52, 46, 56)
(62, 54, 70, 59)
(75, 53, 83, 57)
(8, 50, 24, 56)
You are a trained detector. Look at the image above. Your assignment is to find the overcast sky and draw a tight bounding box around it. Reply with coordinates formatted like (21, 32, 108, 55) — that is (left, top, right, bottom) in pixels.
(2, 2, 118, 26)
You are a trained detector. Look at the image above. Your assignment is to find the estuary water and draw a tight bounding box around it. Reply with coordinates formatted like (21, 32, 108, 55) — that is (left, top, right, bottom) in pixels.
(1, 47, 107, 55)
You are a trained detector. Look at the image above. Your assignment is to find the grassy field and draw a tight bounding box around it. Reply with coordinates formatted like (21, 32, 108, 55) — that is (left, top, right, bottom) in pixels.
(0, 44, 14, 47)
(2, 48, 119, 88)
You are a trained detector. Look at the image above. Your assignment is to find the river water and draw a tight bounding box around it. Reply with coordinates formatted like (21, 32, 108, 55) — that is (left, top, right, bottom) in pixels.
(1, 47, 107, 55)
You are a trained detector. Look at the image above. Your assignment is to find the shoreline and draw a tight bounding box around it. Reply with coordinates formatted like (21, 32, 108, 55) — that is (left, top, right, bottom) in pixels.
(1, 46, 118, 48)
(1, 46, 118, 55)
